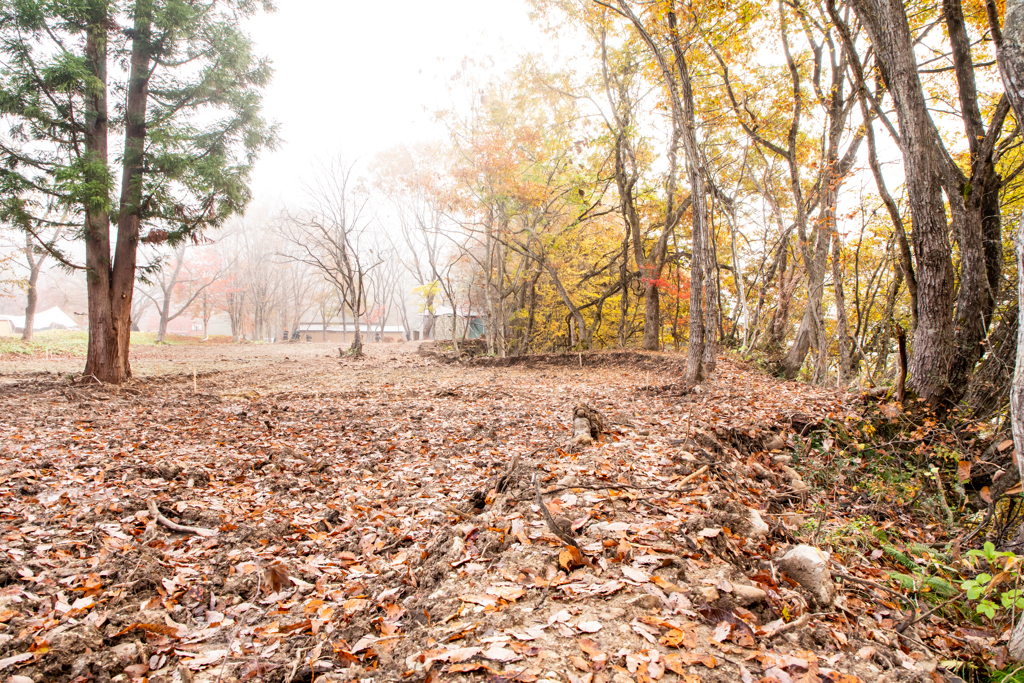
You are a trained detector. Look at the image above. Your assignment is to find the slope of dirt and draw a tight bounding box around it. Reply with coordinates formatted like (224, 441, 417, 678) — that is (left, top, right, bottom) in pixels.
(0, 343, 952, 682)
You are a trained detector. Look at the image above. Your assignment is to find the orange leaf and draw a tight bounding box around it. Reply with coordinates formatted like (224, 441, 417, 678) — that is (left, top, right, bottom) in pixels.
(578, 636, 603, 658)
(559, 545, 584, 571)
(113, 622, 181, 639)
(449, 661, 494, 673)
(957, 460, 972, 483)
(570, 655, 592, 672)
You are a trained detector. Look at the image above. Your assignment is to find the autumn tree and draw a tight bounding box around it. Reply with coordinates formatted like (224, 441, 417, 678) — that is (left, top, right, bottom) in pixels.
(139, 243, 225, 342)
(846, 0, 1014, 405)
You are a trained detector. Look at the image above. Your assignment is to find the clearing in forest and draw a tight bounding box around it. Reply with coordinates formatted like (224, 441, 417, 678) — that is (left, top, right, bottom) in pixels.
(0, 343, 963, 682)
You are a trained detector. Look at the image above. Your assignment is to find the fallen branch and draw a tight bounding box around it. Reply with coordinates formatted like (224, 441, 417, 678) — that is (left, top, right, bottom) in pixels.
(496, 450, 532, 493)
(895, 593, 961, 634)
(679, 464, 709, 486)
(274, 445, 330, 472)
(148, 500, 217, 537)
(765, 613, 811, 638)
(534, 473, 581, 551)
(832, 564, 917, 621)
(438, 500, 473, 520)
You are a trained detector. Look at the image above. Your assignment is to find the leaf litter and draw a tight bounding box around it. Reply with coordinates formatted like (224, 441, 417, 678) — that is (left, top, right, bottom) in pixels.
(0, 342, 958, 682)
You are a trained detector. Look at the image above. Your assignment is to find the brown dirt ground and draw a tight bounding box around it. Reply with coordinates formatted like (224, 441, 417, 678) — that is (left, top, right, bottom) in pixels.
(0, 342, 947, 683)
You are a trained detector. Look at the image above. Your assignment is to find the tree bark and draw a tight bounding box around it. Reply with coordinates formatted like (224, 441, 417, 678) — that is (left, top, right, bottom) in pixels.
(81, 4, 117, 382)
(781, 226, 831, 379)
(850, 0, 961, 402)
(83, 0, 152, 382)
(21, 232, 42, 341)
(832, 230, 853, 386)
(997, 0, 1024, 657)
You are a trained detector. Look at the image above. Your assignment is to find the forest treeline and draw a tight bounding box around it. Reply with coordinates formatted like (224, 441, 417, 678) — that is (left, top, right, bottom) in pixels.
(369, 0, 1022, 418)
(2, 0, 1023, 418)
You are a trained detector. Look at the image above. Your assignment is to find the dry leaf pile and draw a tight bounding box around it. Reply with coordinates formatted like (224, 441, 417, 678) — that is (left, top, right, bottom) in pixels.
(0, 342, 960, 682)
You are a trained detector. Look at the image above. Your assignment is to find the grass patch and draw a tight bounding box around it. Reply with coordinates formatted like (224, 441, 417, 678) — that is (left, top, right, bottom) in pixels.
(0, 330, 239, 358)
(0, 330, 88, 357)
(130, 332, 235, 346)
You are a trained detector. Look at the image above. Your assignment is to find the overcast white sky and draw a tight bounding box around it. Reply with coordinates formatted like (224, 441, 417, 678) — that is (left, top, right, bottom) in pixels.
(242, 0, 551, 207)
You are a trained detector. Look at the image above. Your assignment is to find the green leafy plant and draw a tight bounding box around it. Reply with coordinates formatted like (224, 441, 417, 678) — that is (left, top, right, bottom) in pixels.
(960, 542, 1024, 622)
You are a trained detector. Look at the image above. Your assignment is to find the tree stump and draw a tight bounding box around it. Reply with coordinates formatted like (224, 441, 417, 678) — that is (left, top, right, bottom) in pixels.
(571, 403, 604, 446)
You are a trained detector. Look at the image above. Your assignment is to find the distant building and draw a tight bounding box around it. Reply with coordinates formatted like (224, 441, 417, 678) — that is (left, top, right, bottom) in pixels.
(429, 306, 487, 341)
(294, 321, 408, 343)
(0, 306, 80, 334)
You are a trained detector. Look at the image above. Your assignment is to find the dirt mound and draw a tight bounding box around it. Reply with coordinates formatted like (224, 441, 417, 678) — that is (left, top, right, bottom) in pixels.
(469, 349, 689, 372)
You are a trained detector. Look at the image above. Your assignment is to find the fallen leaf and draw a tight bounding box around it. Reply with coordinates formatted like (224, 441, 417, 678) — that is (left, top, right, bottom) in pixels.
(560, 545, 584, 571)
(481, 646, 519, 662)
(622, 565, 650, 582)
(459, 594, 498, 607)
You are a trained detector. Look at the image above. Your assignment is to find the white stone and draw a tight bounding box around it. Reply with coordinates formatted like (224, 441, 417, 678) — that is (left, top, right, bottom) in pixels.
(730, 583, 767, 606)
(745, 509, 769, 538)
(778, 544, 834, 605)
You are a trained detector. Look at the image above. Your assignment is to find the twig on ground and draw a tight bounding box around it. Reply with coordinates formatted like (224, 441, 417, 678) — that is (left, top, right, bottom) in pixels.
(438, 500, 473, 520)
(285, 646, 307, 683)
(896, 593, 961, 633)
(534, 474, 581, 551)
(148, 499, 217, 537)
(496, 450, 534, 492)
(636, 498, 678, 517)
(275, 445, 330, 472)
(832, 564, 917, 621)
(679, 464, 709, 486)
(958, 504, 995, 546)
(766, 613, 811, 638)
(811, 505, 827, 547)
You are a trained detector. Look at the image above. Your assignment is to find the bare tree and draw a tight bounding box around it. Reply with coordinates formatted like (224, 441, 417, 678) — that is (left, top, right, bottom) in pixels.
(282, 157, 384, 354)
(21, 224, 64, 341)
(140, 243, 225, 342)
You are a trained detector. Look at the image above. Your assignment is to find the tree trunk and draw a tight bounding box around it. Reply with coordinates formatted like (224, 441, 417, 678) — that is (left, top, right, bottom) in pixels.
(700, 191, 719, 378)
(81, 6, 117, 382)
(832, 230, 853, 386)
(1009, 217, 1024, 661)
(157, 296, 171, 343)
(22, 276, 38, 342)
(851, 0, 958, 402)
(861, 95, 919, 332)
(940, 0, 1007, 407)
(83, 1, 153, 382)
(998, 0, 1024, 657)
(874, 266, 904, 376)
(642, 282, 660, 351)
(767, 243, 797, 350)
(780, 226, 830, 379)
(725, 208, 750, 349)
(22, 233, 40, 342)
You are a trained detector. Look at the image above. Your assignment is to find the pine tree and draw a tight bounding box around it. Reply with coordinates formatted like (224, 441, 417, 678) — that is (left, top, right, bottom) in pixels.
(0, 0, 277, 382)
